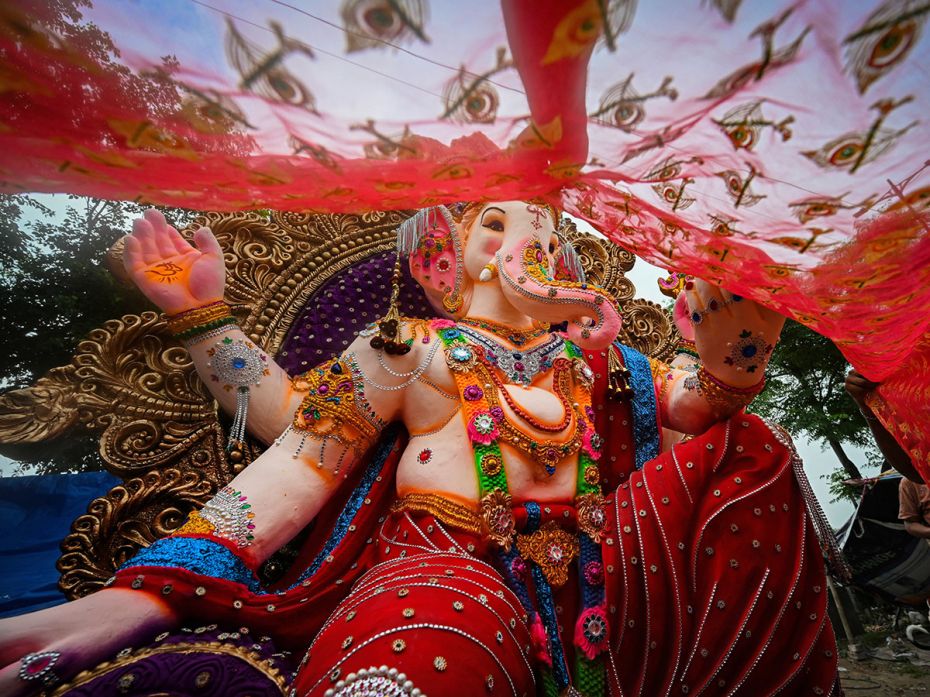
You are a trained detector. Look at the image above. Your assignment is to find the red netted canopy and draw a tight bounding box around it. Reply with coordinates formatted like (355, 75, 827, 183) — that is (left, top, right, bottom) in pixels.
(1, 0, 928, 478)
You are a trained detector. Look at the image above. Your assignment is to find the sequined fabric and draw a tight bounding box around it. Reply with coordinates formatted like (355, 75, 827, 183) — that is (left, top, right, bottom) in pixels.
(111, 364, 840, 694)
(292, 540, 534, 697)
(122, 537, 262, 593)
(615, 343, 660, 470)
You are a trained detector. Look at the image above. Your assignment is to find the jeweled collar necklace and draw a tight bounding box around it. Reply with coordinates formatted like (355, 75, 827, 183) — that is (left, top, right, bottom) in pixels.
(457, 317, 547, 347)
(455, 323, 564, 387)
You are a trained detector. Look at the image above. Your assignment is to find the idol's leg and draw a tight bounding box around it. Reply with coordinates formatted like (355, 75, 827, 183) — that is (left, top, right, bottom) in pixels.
(292, 515, 535, 697)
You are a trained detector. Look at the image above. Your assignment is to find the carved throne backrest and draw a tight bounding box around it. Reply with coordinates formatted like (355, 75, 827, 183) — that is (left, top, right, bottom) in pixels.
(0, 211, 679, 599)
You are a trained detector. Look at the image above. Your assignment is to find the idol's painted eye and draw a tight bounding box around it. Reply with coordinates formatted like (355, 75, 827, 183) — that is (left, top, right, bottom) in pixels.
(483, 219, 504, 232)
(549, 242, 556, 254)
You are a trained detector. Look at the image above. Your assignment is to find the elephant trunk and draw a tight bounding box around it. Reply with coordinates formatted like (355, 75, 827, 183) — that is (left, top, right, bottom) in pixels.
(496, 236, 621, 350)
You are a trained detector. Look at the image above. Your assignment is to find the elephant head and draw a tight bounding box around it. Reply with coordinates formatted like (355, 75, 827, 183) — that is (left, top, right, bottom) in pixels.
(403, 201, 622, 350)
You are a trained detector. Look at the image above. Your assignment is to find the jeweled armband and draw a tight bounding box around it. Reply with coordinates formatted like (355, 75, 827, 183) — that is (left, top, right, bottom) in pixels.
(206, 337, 270, 451)
(696, 365, 765, 415)
(289, 355, 385, 464)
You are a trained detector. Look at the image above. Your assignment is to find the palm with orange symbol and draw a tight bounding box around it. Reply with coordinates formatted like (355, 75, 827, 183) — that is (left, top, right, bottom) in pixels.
(123, 209, 225, 315)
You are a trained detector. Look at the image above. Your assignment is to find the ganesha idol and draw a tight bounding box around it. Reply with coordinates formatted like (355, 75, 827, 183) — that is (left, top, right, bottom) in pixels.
(0, 201, 844, 696)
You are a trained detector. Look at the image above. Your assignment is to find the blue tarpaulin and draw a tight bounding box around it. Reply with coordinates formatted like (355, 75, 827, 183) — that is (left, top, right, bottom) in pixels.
(0, 471, 119, 618)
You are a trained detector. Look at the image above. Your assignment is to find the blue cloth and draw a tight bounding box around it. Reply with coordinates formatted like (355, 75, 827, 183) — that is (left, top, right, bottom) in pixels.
(121, 536, 263, 593)
(0, 471, 119, 618)
(615, 343, 661, 470)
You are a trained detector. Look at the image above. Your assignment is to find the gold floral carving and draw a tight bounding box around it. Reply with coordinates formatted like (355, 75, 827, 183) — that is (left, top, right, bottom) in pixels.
(560, 220, 679, 360)
(615, 298, 681, 363)
(48, 640, 289, 695)
(57, 468, 214, 598)
(560, 219, 637, 304)
(0, 208, 672, 598)
(515, 521, 580, 588)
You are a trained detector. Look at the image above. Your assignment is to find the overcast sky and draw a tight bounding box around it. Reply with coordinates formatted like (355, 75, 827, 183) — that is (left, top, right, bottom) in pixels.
(0, 196, 872, 527)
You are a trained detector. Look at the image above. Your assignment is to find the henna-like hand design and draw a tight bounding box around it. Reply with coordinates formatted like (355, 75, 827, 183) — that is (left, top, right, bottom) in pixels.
(123, 209, 226, 314)
(684, 279, 785, 388)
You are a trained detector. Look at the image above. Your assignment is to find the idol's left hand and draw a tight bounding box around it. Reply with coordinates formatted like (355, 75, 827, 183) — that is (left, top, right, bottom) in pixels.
(684, 279, 786, 388)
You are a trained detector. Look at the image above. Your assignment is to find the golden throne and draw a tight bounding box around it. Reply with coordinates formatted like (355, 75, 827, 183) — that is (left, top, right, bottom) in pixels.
(0, 210, 679, 601)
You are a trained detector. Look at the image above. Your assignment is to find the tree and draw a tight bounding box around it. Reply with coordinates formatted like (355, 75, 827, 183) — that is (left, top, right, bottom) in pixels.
(749, 320, 882, 501)
(0, 193, 198, 474)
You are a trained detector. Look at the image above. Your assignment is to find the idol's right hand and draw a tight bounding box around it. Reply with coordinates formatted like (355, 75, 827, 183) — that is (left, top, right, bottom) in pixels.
(123, 208, 226, 315)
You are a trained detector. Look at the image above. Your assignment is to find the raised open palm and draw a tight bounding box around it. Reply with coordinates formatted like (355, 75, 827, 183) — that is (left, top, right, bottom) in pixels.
(123, 209, 225, 314)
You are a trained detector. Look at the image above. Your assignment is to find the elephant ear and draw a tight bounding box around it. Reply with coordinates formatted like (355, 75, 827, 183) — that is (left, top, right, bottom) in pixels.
(401, 205, 466, 316)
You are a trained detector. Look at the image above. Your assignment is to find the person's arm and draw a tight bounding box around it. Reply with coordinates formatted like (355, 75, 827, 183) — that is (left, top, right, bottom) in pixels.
(904, 520, 930, 539)
(654, 279, 785, 435)
(123, 209, 303, 444)
(897, 479, 930, 539)
(846, 370, 923, 483)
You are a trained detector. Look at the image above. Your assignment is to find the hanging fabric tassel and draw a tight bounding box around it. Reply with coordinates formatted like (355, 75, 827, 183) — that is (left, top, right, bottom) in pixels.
(397, 207, 433, 256)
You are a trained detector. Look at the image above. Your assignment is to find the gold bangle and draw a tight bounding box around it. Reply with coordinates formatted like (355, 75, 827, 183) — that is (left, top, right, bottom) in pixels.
(166, 302, 232, 336)
(697, 366, 765, 414)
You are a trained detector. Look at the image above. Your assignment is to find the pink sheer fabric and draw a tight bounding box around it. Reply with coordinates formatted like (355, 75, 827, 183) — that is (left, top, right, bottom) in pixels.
(1, 0, 928, 478)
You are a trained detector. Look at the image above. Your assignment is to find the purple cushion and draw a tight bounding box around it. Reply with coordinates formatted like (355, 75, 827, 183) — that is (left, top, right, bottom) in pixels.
(277, 251, 434, 374)
(57, 626, 296, 696)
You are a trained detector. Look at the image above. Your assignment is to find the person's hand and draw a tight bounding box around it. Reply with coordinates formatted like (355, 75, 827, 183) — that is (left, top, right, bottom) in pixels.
(123, 209, 225, 315)
(0, 588, 177, 696)
(845, 370, 879, 413)
(684, 279, 786, 388)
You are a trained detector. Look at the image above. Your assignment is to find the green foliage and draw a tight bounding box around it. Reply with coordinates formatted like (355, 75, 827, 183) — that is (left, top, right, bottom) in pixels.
(822, 467, 864, 505)
(749, 320, 882, 502)
(0, 194, 198, 474)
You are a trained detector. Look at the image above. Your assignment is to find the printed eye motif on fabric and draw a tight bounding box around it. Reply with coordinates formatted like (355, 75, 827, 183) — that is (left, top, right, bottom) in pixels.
(341, 0, 430, 53)
(843, 1, 929, 94)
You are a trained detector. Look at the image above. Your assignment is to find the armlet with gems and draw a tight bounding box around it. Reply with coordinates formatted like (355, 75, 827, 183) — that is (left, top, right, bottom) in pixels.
(283, 353, 387, 472)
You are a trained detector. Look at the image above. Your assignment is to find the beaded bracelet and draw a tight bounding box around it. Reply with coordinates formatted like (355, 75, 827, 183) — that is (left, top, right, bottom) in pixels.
(181, 322, 239, 347)
(697, 365, 765, 414)
(175, 316, 238, 342)
(676, 338, 700, 360)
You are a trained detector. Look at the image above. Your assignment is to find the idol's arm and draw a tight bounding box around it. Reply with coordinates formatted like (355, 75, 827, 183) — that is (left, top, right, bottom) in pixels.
(653, 279, 785, 435)
(0, 336, 400, 696)
(122, 209, 303, 443)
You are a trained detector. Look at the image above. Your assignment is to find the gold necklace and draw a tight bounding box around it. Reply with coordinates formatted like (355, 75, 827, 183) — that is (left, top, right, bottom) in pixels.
(458, 318, 548, 346)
